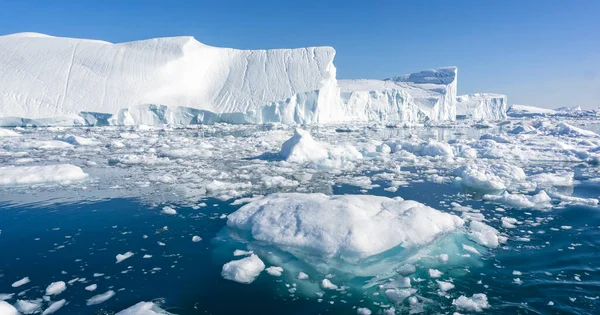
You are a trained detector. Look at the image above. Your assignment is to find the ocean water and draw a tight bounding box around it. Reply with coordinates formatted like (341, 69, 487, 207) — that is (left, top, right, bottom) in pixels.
(1, 180, 599, 314)
(1, 120, 600, 314)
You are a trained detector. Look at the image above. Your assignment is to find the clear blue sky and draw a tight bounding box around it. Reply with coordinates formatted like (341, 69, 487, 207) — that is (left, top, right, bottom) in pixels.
(1, 0, 598, 108)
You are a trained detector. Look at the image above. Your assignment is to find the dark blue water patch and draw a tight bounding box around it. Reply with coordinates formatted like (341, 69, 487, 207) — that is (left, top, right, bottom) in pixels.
(0, 198, 369, 314)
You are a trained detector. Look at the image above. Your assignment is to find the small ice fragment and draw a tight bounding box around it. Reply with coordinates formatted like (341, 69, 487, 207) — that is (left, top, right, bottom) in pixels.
(397, 264, 416, 276)
(265, 266, 283, 277)
(11, 277, 30, 288)
(85, 284, 97, 291)
(297, 272, 309, 280)
(116, 251, 134, 263)
(437, 280, 455, 292)
(16, 300, 41, 314)
(462, 244, 481, 255)
(453, 293, 490, 312)
(233, 250, 253, 256)
(429, 269, 443, 278)
(221, 254, 265, 284)
(86, 290, 115, 306)
(321, 279, 338, 290)
(45, 281, 66, 295)
(161, 206, 177, 215)
(357, 307, 371, 315)
(192, 236, 202, 242)
(42, 299, 66, 315)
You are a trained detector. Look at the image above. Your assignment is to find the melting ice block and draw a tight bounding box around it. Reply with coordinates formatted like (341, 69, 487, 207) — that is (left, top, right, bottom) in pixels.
(227, 193, 465, 263)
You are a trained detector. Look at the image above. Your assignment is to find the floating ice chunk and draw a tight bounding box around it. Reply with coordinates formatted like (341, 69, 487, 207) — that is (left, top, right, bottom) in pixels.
(483, 191, 551, 209)
(278, 129, 362, 168)
(280, 129, 328, 162)
(16, 299, 42, 314)
(116, 301, 171, 315)
(297, 272, 310, 280)
(455, 162, 526, 191)
(11, 277, 30, 287)
(42, 299, 66, 315)
(0, 294, 14, 301)
(385, 288, 416, 304)
(0, 128, 20, 137)
(221, 254, 265, 284)
(45, 281, 66, 295)
(0, 165, 88, 186)
(265, 266, 284, 277)
(233, 250, 252, 256)
(501, 217, 518, 228)
(161, 206, 177, 215)
(428, 269, 443, 278)
(321, 279, 338, 290)
(468, 221, 502, 248)
(356, 307, 372, 315)
(397, 264, 416, 276)
(530, 172, 574, 187)
(86, 290, 115, 305)
(227, 193, 464, 263)
(462, 244, 481, 255)
(391, 139, 454, 158)
(192, 236, 202, 242)
(54, 135, 100, 146)
(437, 280, 455, 291)
(480, 133, 511, 144)
(453, 293, 490, 312)
(85, 284, 97, 291)
(552, 122, 598, 137)
(0, 301, 18, 315)
(261, 176, 299, 189)
(116, 251, 134, 263)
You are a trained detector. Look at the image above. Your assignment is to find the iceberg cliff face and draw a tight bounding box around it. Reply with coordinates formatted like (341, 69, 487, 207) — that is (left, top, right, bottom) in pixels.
(456, 93, 507, 120)
(0, 32, 336, 125)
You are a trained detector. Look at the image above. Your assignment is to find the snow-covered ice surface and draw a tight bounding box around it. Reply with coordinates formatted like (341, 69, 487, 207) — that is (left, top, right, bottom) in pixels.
(0, 116, 599, 313)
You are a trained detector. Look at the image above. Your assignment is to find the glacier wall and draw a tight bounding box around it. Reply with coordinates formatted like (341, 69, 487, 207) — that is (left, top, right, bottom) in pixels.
(456, 93, 508, 120)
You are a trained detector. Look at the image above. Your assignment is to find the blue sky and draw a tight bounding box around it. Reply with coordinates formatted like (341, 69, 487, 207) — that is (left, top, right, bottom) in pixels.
(1, 0, 598, 108)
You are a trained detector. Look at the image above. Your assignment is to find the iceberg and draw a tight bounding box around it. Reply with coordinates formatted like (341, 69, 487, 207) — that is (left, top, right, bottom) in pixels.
(0, 32, 336, 126)
(456, 93, 507, 120)
(0, 33, 507, 125)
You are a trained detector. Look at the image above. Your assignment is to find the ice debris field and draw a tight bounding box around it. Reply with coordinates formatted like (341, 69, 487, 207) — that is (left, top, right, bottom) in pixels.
(0, 32, 599, 314)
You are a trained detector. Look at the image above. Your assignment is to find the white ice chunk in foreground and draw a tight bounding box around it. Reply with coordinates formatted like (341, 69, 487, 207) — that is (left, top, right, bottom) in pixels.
(221, 254, 265, 284)
(16, 299, 41, 314)
(227, 193, 464, 263)
(0, 164, 88, 186)
(0, 301, 19, 315)
(0, 128, 20, 137)
(116, 301, 171, 315)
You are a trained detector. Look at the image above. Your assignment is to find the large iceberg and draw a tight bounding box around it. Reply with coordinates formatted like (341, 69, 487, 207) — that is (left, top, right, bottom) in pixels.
(0, 32, 336, 126)
(0, 33, 507, 125)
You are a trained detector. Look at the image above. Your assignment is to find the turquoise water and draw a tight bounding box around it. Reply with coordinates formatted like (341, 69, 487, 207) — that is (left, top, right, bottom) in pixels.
(1, 179, 599, 314)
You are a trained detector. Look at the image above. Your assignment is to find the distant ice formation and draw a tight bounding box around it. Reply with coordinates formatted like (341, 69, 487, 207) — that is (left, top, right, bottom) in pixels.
(0, 32, 511, 125)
